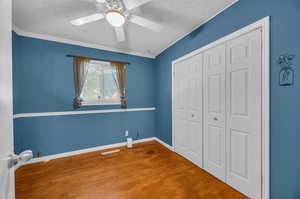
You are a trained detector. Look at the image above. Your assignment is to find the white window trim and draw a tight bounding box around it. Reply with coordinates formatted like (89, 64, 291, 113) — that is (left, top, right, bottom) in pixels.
(81, 100, 121, 106)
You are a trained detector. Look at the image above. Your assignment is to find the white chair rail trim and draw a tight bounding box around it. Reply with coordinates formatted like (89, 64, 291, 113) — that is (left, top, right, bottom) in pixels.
(13, 107, 156, 119)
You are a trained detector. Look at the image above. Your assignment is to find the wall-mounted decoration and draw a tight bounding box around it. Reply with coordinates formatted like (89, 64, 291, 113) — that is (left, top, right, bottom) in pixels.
(278, 54, 295, 86)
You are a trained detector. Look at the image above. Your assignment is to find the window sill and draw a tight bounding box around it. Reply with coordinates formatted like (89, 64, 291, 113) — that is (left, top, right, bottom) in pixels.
(81, 102, 121, 106)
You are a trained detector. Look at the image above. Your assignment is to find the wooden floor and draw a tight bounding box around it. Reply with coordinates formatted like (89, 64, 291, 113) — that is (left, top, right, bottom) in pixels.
(16, 141, 248, 199)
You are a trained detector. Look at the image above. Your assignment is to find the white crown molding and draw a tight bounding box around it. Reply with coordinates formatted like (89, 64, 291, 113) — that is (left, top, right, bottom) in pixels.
(12, 25, 156, 59)
(156, 0, 239, 57)
(12, 1, 238, 59)
(13, 107, 156, 119)
(14, 137, 172, 170)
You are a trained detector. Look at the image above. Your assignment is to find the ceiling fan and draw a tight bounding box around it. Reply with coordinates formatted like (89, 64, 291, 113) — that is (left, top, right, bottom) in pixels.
(70, 0, 162, 42)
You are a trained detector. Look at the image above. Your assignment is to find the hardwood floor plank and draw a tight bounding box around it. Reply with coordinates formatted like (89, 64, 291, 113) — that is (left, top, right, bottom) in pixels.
(16, 141, 248, 199)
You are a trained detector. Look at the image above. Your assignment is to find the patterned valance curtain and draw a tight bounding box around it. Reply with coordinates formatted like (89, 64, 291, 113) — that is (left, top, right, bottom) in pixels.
(110, 61, 127, 108)
(73, 56, 90, 108)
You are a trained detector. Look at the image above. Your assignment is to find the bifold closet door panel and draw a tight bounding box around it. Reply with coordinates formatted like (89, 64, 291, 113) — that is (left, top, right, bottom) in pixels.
(225, 29, 262, 199)
(203, 44, 226, 182)
(173, 53, 203, 168)
(174, 60, 189, 158)
(186, 54, 203, 167)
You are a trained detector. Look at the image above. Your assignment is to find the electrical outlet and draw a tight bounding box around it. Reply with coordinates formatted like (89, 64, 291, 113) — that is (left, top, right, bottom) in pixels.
(37, 152, 43, 157)
(125, 130, 129, 137)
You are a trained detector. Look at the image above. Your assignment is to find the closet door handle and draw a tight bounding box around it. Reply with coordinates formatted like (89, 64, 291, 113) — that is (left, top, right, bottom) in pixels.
(213, 117, 218, 121)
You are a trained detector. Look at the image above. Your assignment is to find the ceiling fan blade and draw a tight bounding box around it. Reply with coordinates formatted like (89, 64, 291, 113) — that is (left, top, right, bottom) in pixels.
(70, 13, 104, 26)
(123, 0, 152, 10)
(129, 15, 162, 32)
(114, 26, 125, 42)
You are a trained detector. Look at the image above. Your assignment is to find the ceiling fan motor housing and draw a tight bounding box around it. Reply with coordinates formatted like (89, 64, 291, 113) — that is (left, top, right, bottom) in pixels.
(70, 0, 162, 42)
(105, 0, 124, 12)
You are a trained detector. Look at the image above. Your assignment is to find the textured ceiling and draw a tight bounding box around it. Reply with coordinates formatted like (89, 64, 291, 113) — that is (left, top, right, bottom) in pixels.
(13, 0, 237, 58)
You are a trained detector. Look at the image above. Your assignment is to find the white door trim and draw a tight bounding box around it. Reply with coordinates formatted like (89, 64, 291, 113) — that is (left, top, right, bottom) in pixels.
(172, 16, 270, 199)
(0, 0, 15, 198)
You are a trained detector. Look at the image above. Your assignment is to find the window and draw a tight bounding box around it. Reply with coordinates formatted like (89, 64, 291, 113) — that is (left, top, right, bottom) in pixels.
(73, 56, 127, 108)
(81, 60, 121, 105)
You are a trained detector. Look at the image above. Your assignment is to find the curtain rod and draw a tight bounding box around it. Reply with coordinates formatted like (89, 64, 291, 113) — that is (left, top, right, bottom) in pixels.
(66, 54, 130, 65)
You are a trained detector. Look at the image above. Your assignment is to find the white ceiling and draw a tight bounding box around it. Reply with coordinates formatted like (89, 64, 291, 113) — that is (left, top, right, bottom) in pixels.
(13, 0, 237, 58)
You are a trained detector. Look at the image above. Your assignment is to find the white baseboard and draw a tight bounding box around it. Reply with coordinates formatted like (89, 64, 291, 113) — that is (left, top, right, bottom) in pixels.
(155, 138, 174, 151)
(15, 137, 173, 169)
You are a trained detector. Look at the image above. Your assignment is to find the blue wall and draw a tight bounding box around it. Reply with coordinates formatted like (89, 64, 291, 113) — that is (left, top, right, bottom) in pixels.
(14, 111, 155, 156)
(155, 0, 300, 199)
(13, 0, 300, 198)
(13, 33, 156, 156)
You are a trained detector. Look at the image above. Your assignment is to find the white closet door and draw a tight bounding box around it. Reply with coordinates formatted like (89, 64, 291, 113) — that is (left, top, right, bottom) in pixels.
(203, 44, 226, 181)
(173, 54, 203, 168)
(225, 29, 262, 198)
(174, 60, 189, 159)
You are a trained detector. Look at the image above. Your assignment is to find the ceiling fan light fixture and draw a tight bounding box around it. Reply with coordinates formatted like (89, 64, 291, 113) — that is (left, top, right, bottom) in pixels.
(105, 10, 125, 27)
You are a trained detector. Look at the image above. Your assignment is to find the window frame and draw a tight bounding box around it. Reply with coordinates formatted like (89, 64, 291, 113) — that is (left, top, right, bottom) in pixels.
(80, 60, 121, 106)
